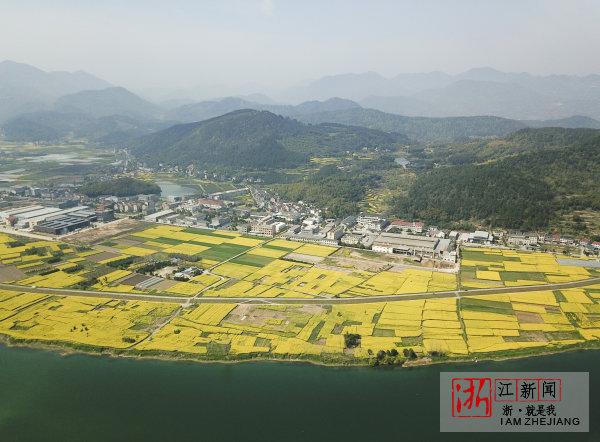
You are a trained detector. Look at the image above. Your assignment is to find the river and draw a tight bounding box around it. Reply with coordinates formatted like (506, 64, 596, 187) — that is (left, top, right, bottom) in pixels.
(0, 345, 598, 441)
(156, 180, 198, 198)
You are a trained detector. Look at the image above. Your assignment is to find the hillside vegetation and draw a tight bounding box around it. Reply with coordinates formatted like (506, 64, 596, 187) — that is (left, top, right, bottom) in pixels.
(2, 111, 169, 144)
(297, 107, 527, 143)
(275, 165, 379, 218)
(129, 109, 408, 170)
(394, 128, 600, 229)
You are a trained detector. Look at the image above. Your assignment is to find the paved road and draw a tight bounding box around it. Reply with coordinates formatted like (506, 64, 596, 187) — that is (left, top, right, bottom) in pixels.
(0, 227, 57, 242)
(1, 276, 599, 306)
(0, 283, 190, 304)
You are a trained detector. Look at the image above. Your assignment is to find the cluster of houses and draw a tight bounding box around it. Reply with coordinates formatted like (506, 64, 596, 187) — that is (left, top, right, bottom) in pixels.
(141, 191, 249, 230)
(3, 180, 599, 260)
(140, 184, 600, 263)
(278, 215, 457, 262)
(4, 184, 78, 200)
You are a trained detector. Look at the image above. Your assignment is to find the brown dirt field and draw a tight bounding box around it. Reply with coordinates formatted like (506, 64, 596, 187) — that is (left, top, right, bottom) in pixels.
(314, 262, 354, 273)
(86, 251, 121, 263)
(150, 279, 178, 291)
(111, 238, 144, 247)
(66, 219, 146, 244)
(506, 330, 548, 342)
(327, 256, 388, 272)
(227, 305, 289, 328)
(0, 265, 26, 282)
(154, 266, 178, 278)
(119, 273, 152, 286)
(284, 253, 324, 264)
(298, 305, 327, 315)
(336, 248, 456, 270)
(515, 311, 544, 323)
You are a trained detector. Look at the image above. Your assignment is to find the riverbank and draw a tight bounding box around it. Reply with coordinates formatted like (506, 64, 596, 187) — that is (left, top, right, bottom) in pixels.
(3, 331, 600, 369)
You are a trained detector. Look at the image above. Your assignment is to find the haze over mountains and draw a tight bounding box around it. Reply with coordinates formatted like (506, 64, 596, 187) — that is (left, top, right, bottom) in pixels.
(2, 60, 600, 146)
(286, 67, 600, 120)
(0, 60, 111, 122)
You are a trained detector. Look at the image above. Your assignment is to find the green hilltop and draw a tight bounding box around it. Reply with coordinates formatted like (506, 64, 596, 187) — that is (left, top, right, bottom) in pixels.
(129, 109, 409, 170)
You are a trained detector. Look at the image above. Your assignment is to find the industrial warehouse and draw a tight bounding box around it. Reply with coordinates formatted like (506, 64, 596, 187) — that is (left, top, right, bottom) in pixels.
(371, 232, 451, 259)
(34, 210, 98, 235)
(0, 205, 114, 235)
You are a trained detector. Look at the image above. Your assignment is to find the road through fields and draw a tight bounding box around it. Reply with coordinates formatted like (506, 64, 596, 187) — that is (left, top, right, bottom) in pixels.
(1, 276, 599, 305)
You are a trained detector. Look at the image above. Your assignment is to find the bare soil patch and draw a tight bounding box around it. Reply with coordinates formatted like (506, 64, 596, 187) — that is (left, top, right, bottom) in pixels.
(227, 305, 289, 328)
(0, 265, 26, 282)
(327, 256, 389, 272)
(284, 253, 324, 265)
(150, 279, 178, 291)
(86, 251, 120, 263)
(66, 219, 146, 244)
(506, 331, 547, 342)
(119, 273, 152, 286)
(154, 266, 178, 278)
(515, 311, 543, 323)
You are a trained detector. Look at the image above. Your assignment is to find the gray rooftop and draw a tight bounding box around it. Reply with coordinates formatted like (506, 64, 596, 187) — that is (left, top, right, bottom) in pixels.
(373, 232, 439, 251)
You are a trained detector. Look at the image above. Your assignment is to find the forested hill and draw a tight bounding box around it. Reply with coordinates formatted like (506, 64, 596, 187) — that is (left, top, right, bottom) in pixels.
(394, 128, 600, 229)
(2, 111, 171, 144)
(504, 127, 600, 148)
(80, 177, 161, 197)
(129, 109, 408, 170)
(425, 127, 600, 165)
(296, 107, 527, 143)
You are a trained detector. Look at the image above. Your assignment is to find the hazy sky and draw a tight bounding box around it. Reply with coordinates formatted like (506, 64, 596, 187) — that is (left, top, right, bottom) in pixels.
(2, 0, 600, 95)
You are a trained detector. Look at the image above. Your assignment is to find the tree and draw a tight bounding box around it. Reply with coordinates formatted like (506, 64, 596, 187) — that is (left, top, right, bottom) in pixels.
(344, 333, 361, 349)
(403, 348, 417, 359)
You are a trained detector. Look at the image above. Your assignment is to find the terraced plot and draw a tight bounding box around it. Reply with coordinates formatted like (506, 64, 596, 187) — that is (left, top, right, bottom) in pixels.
(460, 247, 594, 289)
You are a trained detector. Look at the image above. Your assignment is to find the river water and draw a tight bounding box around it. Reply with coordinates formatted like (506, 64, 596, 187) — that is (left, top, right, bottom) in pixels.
(0, 345, 598, 441)
(156, 180, 198, 198)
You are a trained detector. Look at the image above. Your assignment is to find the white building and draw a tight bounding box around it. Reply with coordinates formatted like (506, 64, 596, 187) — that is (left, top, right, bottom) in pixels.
(250, 216, 286, 237)
(0, 205, 44, 224)
(469, 231, 494, 245)
(340, 233, 362, 246)
(356, 215, 389, 231)
(506, 232, 538, 247)
(372, 232, 439, 258)
(388, 219, 424, 234)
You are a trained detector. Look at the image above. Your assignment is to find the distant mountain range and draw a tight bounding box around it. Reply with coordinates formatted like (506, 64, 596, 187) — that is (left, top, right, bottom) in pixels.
(5, 92, 600, 145)
(0, 60, 111, 122)
(2, 111, 173, 144)
(2, 61, 600, 146)
(55, 87, 162, 120)
(166, 96, 359, 123)
(282, 67, 600, 120)
(164, 97, 600, 143)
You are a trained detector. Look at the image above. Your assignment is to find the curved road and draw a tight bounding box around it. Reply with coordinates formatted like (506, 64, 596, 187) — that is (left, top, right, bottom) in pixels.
(1, 276, 600, 305)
